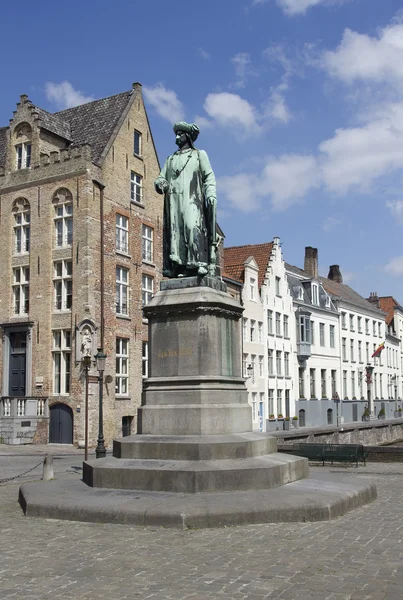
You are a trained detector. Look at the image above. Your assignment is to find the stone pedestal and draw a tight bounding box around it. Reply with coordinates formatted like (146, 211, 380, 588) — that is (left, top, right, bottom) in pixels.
(138, 276, 251, 435)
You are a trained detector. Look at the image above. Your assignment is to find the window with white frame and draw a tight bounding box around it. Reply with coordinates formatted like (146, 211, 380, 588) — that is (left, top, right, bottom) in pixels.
(373, 320, 376, 336)
(357, 316, 362, 333)
(259, 355, 264, 377)
(365, 318, 369, 334)
(133, 130, 142, 156)
(311, 283, 319, 305)
(299, 367, 305, 398)
(242, 318, 247, 341)
(12, 266, 29, 315)
(267, 310, 273, 334)
(342, 338, 347, 361)
(310, 368, 316, 398)
(366, 342, 369, 363)
(16, 143, 31, 169)
(115, 337, 129, 395)
(268, 389, 274, 416)
(349, 314, 354, 331)
(351, 371, 356, 397)
(343, 370, 347, 397)
(13, 204, 30, 254)
(310, 321, 315, 345)
(142, 274, 153, 306)
(116, 214, 128, 254)
(330, 324, 335, 348)
(319, 323, 325, 347)
(258, 321, 263, 342)
(142, 224, 153, 262)
(358, 340, 362, 362)
(341, 312, 347, 328)
(277, 389, 283, 415)
(54, 202, 73, 247)
(116, 266, 129, 315)
(284, 352, 290, 377)
(242, 353, 248, 377)
(268, 349, 274, 375)
(276, 350, 282, 376)
(283, 315, 289, 338)
(350, 339, 355, 362)
(251, 354, 256, 377)
(52, 330, 71, 394)
(275, 312, 281, 335)
(321, 369, 326, 398)
(275, 276, 281, 296)
(299, 315, 311, 343)
(331, 370, 337, 397)
(131, 171, 143, 204)
(251, 392, 257, 421)
(378, 322, 382, 337)
(54, 260, 72, 311)
(250, 320, 255, 342)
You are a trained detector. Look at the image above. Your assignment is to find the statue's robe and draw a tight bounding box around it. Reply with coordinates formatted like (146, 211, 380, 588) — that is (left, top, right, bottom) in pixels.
(155, 149, 216, 276)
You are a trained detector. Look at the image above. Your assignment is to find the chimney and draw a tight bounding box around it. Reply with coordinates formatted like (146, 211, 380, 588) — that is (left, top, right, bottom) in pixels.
(367, 292, 380, 308)
(328, 265, 343, 284)
(304, 247, 318, 279)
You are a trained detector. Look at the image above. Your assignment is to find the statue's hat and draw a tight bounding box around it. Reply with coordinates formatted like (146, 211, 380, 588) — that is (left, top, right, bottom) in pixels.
(173, 122, 200, 142)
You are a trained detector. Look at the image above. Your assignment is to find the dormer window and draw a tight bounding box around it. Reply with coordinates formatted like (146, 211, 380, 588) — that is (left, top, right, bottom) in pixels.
(250, 277, 256, 300)
(311, 283, 319, 305)
(16, 143, 31, 169)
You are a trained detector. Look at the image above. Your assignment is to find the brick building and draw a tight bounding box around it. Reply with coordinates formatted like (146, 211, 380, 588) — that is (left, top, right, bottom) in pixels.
(0, 83, 163, 445)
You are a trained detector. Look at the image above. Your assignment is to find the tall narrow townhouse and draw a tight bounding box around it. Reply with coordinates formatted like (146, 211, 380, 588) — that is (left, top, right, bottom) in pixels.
(0, 84, 163, 445)
(286, 248, 340, 428)
(224, 238, 295, 432)
(369, 294, 403, 411)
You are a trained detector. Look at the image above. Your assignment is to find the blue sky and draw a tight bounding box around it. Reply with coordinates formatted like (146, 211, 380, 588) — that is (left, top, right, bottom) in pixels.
(1, 0, 403, 301)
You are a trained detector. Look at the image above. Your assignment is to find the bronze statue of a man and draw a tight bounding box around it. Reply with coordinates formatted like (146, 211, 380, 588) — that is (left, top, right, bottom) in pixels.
(154, 122, 217, 278)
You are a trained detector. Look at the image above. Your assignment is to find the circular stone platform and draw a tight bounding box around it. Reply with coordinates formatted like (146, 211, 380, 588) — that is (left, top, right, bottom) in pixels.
(19, 471, 376, 529)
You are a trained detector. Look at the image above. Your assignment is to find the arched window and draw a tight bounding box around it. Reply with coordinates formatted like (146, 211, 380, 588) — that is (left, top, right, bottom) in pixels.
(299, 409, 306, 427)
(52, 188, 73, 247)
(14, 123, 32, 170)
(12, 198, 30, 254)
(327, 408, 333, 425)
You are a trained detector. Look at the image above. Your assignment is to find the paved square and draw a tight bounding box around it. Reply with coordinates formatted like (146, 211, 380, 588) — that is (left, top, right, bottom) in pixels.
(0, 446, 402, 599)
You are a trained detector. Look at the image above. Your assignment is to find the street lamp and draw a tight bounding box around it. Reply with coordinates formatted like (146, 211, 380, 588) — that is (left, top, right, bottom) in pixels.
(95, 348, 107, 459)
(82, 354, 91, 461)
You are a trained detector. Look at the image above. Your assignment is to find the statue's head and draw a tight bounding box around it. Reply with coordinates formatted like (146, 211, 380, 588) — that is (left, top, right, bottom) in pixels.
(173, 122, 199, 149)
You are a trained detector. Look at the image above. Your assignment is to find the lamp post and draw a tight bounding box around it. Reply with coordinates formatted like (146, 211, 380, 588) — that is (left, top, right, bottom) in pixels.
(95, 348, 107, 459)
(82, 354, 91, 461)
(365, 364, 374, 416)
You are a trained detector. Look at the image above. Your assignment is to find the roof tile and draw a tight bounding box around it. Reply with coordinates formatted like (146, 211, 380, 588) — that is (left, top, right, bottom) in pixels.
(224, 243, 274, 288)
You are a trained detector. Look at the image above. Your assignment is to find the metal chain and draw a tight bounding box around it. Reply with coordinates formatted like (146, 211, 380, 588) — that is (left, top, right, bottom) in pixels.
(0, 459, 43, 485)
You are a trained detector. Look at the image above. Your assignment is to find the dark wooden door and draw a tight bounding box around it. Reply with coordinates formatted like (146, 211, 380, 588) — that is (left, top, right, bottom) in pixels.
(9, 332, 26, 396)
(49, 404, 73, 444)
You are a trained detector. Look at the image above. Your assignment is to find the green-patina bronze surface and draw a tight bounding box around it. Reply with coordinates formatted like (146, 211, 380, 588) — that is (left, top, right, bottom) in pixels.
(155, 121, 217, 278)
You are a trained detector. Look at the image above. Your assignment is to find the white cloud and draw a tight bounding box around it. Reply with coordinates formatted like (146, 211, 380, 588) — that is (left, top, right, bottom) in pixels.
(385, 256, 403, 276)
(143, 84, 185, 123)
(217, 174, 261, 212)
(197, 48, 211, 60)
(253, 0, 351, 16)
(203, 93, 260, 132)
(386, 200, 403, 224)
(263, 44, 297, 124)
(322, 22, 403, 85)
(231, 53, 257, 88)
(261, 154, 320, 210)
(45, 81, 95, 110)
(264, 83, 292, 124)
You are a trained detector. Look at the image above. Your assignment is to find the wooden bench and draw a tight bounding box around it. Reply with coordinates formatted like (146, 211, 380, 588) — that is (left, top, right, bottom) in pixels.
(292, 443, 367, 467)
(292, 443, 326, 462)
(322, 444, 367, 467)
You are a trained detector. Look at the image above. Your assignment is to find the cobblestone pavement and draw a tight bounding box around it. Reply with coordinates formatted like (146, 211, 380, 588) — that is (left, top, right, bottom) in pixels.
(1, 446, 403, 600)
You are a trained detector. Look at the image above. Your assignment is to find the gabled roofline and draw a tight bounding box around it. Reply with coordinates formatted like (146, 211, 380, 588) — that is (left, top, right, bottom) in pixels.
(97, 88, 136, 167)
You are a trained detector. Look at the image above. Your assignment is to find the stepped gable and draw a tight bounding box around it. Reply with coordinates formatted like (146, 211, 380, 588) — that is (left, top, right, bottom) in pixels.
(56, 90, 133, 164)
(0, 127, 8, 167)
(379, 296, 402, 325)
(224, 242, 273, 288)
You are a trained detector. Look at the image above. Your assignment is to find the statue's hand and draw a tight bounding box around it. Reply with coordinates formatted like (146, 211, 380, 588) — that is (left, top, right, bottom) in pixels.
(155, 179, 169, 194)
(206, 196, 216, 207)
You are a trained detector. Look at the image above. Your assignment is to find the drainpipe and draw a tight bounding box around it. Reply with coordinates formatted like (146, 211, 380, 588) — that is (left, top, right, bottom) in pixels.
(92, 179, 105, 348)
